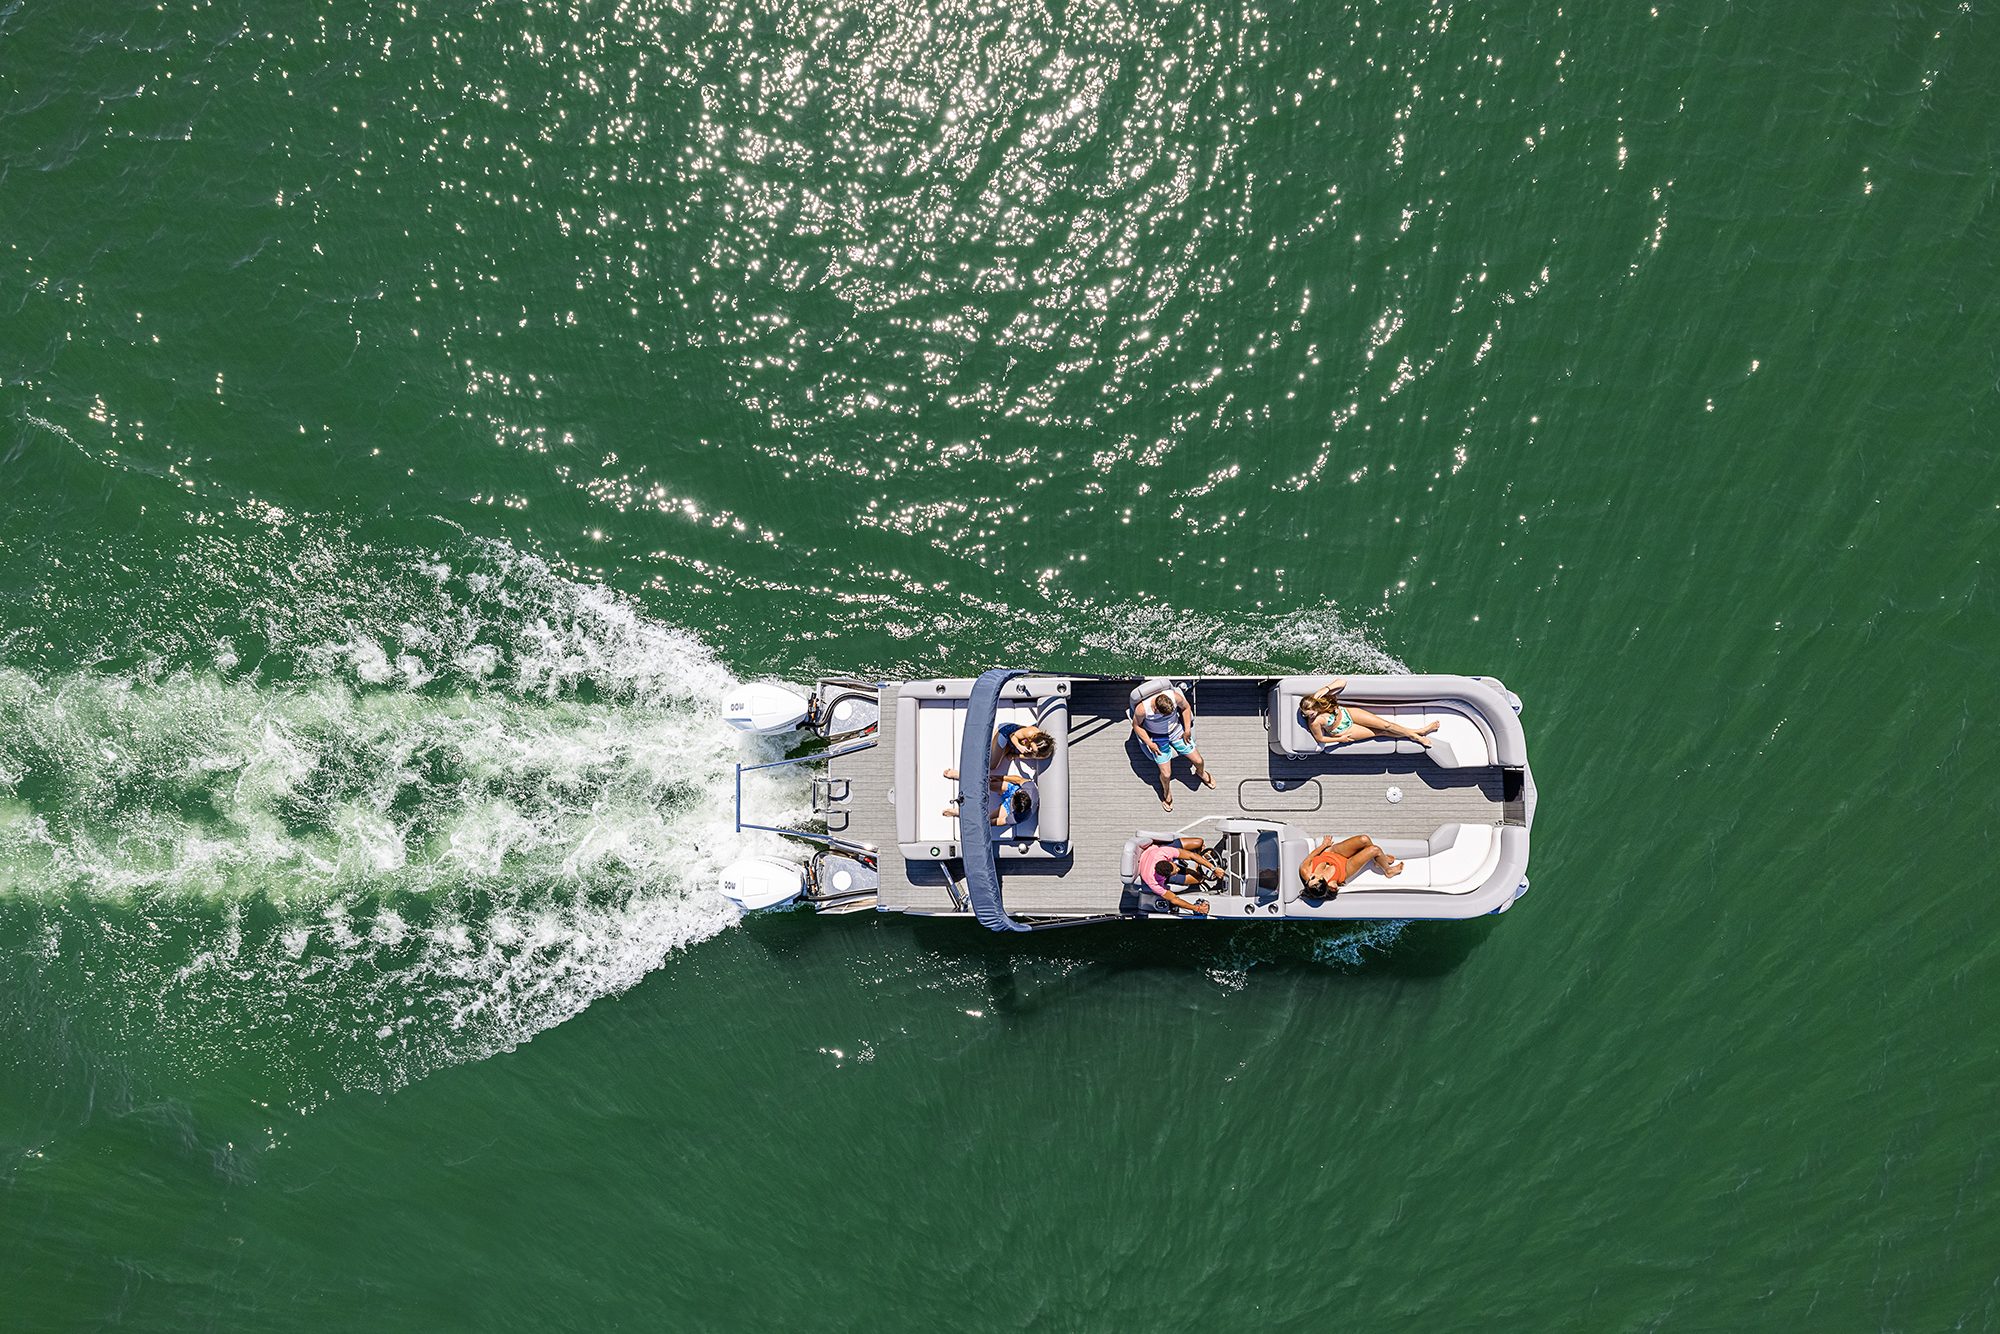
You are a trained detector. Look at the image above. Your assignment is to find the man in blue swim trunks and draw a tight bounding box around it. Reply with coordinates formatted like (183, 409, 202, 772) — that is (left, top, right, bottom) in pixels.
(1130, 686, 1216, 811)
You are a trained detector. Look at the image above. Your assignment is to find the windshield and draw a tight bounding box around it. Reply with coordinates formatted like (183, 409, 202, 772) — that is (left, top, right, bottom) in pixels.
(1253, 831, 1281, 895)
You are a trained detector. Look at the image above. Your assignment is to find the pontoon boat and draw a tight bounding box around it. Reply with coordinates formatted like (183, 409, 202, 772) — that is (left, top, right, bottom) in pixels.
(719, 670, 1535, 931)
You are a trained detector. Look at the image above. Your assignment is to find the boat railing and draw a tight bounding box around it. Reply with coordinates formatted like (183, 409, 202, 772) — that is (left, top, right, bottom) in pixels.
(734, 739, 879, 856)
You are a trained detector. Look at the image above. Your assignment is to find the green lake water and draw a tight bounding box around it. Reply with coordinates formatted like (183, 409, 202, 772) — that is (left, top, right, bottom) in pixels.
(4, 0, 1998, 1327)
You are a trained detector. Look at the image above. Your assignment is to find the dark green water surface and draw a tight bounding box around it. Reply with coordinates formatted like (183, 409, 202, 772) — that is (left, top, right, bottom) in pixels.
(4, 0, 1999, 1327)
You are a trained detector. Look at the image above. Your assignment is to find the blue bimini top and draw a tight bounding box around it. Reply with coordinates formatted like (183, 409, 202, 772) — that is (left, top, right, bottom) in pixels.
(959, 668, 1028, 933)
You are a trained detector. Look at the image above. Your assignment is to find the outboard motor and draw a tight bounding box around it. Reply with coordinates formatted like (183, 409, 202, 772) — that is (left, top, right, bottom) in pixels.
(722, 682, 813, 735)
(718, 856, 808, 911)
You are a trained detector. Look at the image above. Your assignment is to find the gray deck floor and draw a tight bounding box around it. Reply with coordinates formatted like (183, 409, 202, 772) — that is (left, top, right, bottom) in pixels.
(829, 679, 1504, 917)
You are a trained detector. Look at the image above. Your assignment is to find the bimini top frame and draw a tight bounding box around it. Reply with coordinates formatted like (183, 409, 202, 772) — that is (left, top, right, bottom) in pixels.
(958, 668, 1129, 933)
(958, 669, 1027, 932)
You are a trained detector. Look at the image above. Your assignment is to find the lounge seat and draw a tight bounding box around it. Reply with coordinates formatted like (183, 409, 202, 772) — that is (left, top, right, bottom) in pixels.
(1279, 823, 1503, 900)
(1266, 674, 1525, 768)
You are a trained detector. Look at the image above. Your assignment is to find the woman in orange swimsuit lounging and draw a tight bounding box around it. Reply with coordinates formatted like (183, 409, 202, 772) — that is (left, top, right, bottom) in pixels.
(1298, 834, 1403, 897)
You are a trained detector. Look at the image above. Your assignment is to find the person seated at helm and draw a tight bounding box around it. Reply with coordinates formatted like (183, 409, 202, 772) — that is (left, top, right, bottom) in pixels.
(942, 774, 1038, 830)
(943, 721, 1057, 785)
(1298, 678, 1440, 748)
(1298, 833, 1403, 897)
(1129, 685, 1215, 812)
(1134, 836, 1216, 916)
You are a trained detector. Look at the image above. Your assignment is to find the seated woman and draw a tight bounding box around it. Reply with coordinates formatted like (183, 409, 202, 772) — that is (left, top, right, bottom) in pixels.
(1134, 836, 1216, 916)
(943, 721, 1057, 785)
(1299, 834, 1403, 897)
(942, 775, 1038, 831)
(1299, 678, 1441, 748)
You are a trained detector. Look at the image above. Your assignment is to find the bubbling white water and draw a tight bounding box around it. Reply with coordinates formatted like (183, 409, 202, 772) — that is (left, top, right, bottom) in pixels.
(1, 528, 1417, 1098)
(0, 540, 812, 1098)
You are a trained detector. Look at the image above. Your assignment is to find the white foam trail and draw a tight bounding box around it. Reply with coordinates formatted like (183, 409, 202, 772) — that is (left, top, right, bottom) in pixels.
(1309, 919, 1412, 968)
(1, 529, 1417, 1097)
(804, 587, 1407, 682)
(0, 541, 811, 1098)
(1045, 595, 1408, 676)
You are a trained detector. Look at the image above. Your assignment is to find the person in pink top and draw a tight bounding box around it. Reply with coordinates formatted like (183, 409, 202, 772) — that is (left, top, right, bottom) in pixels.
(1135, 836, 1218, 916)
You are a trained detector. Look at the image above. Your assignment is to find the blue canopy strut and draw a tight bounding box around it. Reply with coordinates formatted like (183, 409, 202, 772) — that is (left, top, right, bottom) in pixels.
(959, 668, 1029, 933)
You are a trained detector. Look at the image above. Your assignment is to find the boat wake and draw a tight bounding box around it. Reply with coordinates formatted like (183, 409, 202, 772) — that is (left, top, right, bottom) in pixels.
(0, 537, 809, 1100)
(0, 526, 1413, 1101)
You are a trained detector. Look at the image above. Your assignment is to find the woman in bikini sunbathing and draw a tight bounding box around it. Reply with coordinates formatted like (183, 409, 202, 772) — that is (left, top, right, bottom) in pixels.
(1298, 834, 1403, 897)
(1298, 679, 1441, 748)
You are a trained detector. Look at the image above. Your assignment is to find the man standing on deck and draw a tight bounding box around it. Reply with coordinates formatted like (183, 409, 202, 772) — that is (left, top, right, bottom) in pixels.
(1130, 685, 1216, 812)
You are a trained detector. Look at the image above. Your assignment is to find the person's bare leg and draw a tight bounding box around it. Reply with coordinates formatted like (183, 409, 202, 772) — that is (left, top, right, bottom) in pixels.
(1330, 834, 1374, 859)
(1347, 842, 1402, 878)
(1189, 747, 1216, 788)
(1174, 849, 1223, 880)
(1344, 706, 1439, 747)
(1156, 760, 1174, 810)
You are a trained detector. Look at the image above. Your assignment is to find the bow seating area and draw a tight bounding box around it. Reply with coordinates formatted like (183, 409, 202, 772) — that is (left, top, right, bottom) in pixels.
(1266, 674, 1526, 770)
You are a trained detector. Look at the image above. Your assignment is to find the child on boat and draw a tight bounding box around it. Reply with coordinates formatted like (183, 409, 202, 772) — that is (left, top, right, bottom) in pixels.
(942, 776, 1039, 830)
